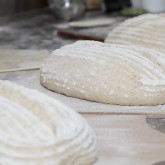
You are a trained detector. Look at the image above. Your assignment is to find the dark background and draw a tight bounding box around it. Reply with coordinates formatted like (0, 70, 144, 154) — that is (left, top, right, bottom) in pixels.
(0, 0, 47, 16)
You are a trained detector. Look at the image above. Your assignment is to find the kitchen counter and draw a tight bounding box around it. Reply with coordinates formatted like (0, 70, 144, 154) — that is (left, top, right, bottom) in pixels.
(0, 10, 124, 50)
(0, 10, 165, 165)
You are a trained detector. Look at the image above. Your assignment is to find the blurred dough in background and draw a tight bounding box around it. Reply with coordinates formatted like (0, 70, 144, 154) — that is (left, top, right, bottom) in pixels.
(105, 13, 165, 52)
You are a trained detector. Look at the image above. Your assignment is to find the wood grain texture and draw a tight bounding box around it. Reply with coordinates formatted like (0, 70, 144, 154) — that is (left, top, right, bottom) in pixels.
(83, 115, 165, 165)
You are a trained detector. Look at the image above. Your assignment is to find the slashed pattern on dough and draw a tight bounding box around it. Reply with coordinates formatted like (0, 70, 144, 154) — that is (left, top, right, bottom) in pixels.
(105, 13, 165, 52)
(40, 41, 165, 105)
(0, 80, 97, 165)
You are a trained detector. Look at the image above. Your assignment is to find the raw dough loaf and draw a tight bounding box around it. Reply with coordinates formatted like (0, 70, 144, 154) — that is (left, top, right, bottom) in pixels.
(105, 13, 165, 52)
(0, 80, 97, 165)
(40, 41, 165, 106)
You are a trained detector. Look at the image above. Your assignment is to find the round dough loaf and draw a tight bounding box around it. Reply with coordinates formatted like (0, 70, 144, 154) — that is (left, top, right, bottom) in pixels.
(105, 13, 165, 52)
(40, 41, 165, 106)
(0, 80, 97, 165)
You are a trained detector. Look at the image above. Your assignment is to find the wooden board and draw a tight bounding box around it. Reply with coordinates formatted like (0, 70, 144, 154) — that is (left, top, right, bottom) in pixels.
(83, 114, 165, 165)
(0, 49, 48, 72)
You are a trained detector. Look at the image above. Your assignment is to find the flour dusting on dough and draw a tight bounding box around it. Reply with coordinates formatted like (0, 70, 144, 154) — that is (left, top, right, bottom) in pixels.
(41, 40, 165, 105)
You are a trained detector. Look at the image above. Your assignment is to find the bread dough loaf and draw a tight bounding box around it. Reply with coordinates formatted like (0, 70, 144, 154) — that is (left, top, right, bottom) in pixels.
(105, 13, 165, 52)
(0, 80, 97, 165)
(40, 41, 165, 106)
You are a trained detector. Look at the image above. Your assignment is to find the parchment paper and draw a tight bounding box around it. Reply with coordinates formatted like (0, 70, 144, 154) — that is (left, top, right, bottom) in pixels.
(0, 49, 48, 73)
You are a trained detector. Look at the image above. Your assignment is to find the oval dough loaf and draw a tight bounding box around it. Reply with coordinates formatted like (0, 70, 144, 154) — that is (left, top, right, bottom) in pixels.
(105, 13, 165, 52)
(0, 80, 97, 165)
(40, 41, 165, 106)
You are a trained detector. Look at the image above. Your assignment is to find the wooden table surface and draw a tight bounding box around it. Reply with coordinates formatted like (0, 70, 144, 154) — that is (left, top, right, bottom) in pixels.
(1, 70, 165, 165)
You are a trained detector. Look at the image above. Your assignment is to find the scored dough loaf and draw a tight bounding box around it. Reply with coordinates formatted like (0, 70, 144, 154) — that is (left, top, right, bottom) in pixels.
(105, 13, 165, 52)
(0, 80, 97, 165)
(40, 41, 165, 106)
